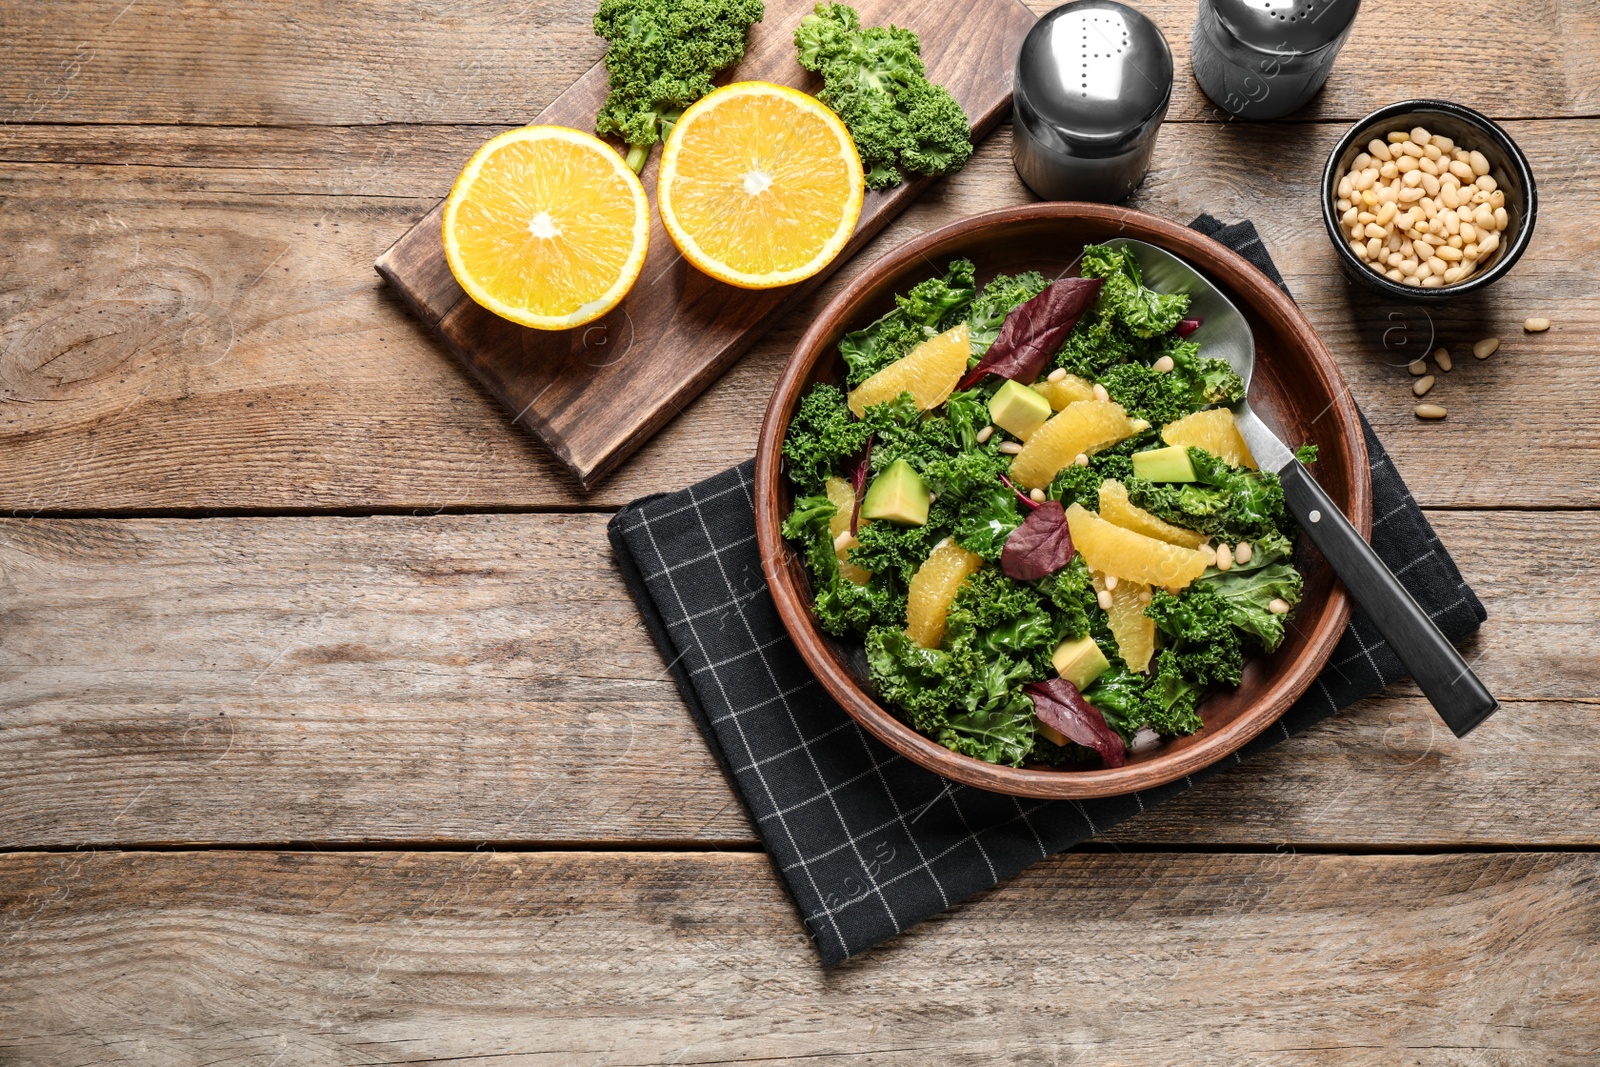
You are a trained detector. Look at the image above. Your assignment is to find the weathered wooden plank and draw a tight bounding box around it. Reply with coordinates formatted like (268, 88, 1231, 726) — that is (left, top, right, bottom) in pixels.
(1, 119, 1596, 510)
(2, 849, 1597, 1065)
(3, 0, 1597, 128)
(2, 510, 1594, 849)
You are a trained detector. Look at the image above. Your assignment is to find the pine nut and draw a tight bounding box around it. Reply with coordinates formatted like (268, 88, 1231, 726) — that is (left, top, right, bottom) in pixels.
(1047, 367, 1067, 383)
(1413, 374, 1436, 396)
(1524, 317, 1551, 332)
(1268, 598, 1291, 615)
(1410, 126, 1431, 145)
(1234, 541, 1253, 564)
(1092, 383, 1109, 403)
(1387, 131, 1410, 143)
(1215, 543, 1233, 571)
(1073, 453, 1089, 467)
(1434, 347, 1453, 371)
(1104, 574, 1118, 591)
(1473, 337, 1500, 360)
(976, 425, 994, 443)
(1408, 359, 1427, 375)
(1367, 138, 1392, 161)
(1419, 157, 1439, 177)
(1414, 403, 1447, 419)
(1448, 159, 1474, 180)
(1152, 355, 1175, 373)
(1137, 590, 1151, 605)
(1423, 143, 1442, 161)
(1096, 589, 1113, 610)
(998, 440, 1023, 454)
(1029, 487, 1046, 503)
(1469, 150, 1491, 176)
(1385, 268, 1404, 282)
(1494, 206, 1508, 230)
(1421, 276, 1444, 288)
(833, 530, 853, 552)
(1478, 232, 1500, 255)
(1434, 135, 1454, 153)
(1401, 141, 1424, 158)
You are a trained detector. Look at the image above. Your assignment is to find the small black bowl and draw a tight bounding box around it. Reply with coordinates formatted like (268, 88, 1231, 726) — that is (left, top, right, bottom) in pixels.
(1321, 99, 1537, 301)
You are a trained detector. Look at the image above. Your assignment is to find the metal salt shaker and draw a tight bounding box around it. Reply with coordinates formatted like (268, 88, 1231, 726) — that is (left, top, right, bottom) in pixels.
(1190, 0, 1361, 119)
(1011, 0, 1173, 203)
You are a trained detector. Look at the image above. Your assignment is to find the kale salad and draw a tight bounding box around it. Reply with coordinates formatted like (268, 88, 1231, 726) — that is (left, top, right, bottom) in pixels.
(780, 245, 1315, 769)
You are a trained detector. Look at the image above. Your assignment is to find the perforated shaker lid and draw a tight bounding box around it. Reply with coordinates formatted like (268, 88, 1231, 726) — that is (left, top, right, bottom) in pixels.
(1014, 0, 1173, 156)
(1208, 0, 1361, 54)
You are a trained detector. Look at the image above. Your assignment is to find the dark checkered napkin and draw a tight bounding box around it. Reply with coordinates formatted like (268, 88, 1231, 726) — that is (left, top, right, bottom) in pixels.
(606, 219, 1487, 967)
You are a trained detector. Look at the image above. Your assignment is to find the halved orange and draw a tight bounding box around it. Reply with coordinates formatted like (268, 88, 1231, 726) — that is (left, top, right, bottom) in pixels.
(442, 126, 649, 331)
(658, 82, 864, 290)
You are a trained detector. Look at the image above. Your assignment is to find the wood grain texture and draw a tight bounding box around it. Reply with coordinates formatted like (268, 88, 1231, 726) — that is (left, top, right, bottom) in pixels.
(374, 0, 1036, 487)
(2, 119, 1597, 509)
(3, 510, 1593, 848)
(3, 849, 1598, 1065)
(3, 0, 1597, 128)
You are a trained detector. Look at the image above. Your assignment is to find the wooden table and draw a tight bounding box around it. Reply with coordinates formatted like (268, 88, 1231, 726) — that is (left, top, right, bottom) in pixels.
(3, 2, 1598, 1062)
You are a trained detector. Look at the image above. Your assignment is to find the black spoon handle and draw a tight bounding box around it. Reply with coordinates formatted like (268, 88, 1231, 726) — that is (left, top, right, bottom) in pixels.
(1278, 460, 1497, 738)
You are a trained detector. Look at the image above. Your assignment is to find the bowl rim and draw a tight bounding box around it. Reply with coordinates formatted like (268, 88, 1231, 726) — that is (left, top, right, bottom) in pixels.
(1320, 98, 1538, 301)
(754, 202, 1366, 799)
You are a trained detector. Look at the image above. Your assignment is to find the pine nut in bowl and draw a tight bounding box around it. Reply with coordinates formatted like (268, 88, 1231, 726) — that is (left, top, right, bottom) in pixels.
(1322, 99, 1537, 301)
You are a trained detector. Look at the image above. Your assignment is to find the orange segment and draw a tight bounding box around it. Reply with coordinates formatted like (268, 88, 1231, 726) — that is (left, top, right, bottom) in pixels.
(658, 81, 864, 290)
(1008, 400, 1149, 490)
(1098, 479, 1208, 549)
(905, 539, 983, 649)
(1094, 573, 1156, 672)
(1066, 503, 1214, 591)
(848, 323, 971, 417)
(1162, 408, 1258, 469)
(825, 476, 871, 585)
(1031, 373, 1097, 411)
(442, 125, 648, 331)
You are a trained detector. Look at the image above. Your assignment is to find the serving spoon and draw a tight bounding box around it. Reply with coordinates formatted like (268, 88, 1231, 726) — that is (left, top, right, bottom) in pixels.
(1104, 238, 1498, 738)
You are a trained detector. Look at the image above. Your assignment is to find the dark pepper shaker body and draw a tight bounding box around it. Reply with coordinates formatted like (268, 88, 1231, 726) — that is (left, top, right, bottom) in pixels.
(1190, 0, 1361, 120)
(1012, 0, 1173, 203)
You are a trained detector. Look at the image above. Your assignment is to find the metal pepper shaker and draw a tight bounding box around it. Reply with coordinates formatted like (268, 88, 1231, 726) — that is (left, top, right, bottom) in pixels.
(1190, 0, 1361, 120)
(1011, 0, 1173, 203)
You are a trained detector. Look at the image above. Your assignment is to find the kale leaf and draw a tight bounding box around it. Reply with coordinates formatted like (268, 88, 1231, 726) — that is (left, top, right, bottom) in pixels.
(794, 2, 973, 189)
(594, 0, 765, 173)
(782, 383, 873, 494)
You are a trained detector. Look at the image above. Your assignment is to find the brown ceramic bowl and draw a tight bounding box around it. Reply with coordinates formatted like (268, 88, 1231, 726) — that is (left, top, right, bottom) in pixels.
(754, 203, 1368, 799)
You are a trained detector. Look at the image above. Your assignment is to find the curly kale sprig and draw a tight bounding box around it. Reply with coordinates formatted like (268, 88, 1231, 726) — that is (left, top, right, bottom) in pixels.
(794, 2, 973, 189)
(594, 0, 765, 173)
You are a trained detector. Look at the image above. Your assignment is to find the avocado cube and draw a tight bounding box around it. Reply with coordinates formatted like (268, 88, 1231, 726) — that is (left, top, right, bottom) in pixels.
(1052, 635, 1111, 691)
(987, 379, 1052, 442)
(861, 459, 930, 526)
(1132, 444, 1198, 483)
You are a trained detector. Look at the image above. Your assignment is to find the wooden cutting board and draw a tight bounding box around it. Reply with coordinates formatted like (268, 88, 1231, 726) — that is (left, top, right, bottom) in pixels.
(376, 0, 1038, 489)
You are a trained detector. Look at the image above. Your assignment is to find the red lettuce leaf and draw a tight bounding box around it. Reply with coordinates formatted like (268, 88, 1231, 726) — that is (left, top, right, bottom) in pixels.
(999, 472, 1038, 511)
(847, 434, 873, 535)
(1024, 677, 1126, 768)
(1000, 500, 1073, 580)
(1175, 317, 1202, 338)
(956, 277, 1104, 390)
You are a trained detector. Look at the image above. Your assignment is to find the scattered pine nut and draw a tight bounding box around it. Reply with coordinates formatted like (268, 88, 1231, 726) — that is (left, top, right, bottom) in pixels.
(1092, 383, 1110, 403)
(1137, 590, 1152, 605)
(1152, 355, 1175, 373)
(976, 425, 994, 443)
(1408, 359, 1427, 375)
(1215, 543, 1233, 571)
(1096, 589, 1114, 610)
(1029, 487, 1046, 503)
(1073, 453, 1089, 467)
(1104, 574, 1118, 591)
(1473, 337, 1500, 360)
(1524, 317, 1551, 332)
(1046, 367, 1067, 382)
(1414, 403, 1448, 419)
(1234, 541, 1253, 564)
(998, 440, 1023, 454)
(1268, 598, 1291, 615)
(1434, 347, 1453, 371)
(1413, 374, 1436, 396)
